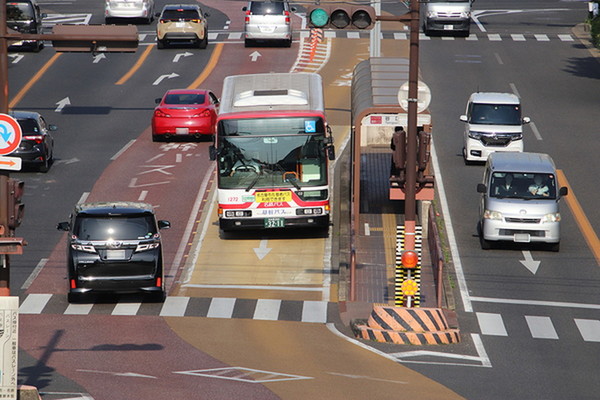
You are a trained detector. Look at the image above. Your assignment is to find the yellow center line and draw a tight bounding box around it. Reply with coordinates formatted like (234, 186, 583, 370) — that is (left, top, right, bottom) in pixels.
(115, 44, 154, 85)
(557, 169, 600, 265)
(188, 42, 224, 89)
(9, 53, 62, 109)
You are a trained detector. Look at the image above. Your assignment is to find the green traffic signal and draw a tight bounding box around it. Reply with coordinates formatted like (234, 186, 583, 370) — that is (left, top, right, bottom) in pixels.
(309, 8, 329, 28)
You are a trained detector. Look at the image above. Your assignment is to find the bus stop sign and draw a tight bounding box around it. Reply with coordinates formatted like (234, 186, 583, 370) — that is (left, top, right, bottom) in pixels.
(0, 114, 22, 156)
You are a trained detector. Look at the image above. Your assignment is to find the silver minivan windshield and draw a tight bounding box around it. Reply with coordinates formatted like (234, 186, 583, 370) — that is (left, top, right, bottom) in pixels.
(470, 103, 522, 125)
(490, 172, 557, 200)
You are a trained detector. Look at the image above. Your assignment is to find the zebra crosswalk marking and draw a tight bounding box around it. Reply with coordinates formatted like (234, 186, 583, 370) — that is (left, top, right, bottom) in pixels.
(525, 316, 558, 339)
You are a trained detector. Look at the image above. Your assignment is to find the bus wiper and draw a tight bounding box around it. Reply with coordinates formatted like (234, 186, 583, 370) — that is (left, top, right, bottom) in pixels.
(246, 173, 261, 192)
(273, 162, 301, 190)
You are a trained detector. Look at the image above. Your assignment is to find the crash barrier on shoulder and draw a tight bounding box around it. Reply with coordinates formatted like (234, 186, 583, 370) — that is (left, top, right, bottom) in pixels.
(355, 305, 460, 345)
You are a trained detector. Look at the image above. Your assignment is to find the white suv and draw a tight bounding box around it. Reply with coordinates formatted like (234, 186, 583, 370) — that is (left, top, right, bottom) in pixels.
(242, 1, 296, 47)
(460, 92, 530, 164)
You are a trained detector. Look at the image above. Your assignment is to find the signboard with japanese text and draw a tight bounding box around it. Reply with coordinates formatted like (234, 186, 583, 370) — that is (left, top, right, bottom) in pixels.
(0, 295, 18, 400)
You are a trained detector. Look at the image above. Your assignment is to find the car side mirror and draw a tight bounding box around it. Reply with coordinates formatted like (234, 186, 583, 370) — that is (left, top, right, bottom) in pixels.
(477, 183, 487, 193)
(242, 6, 247, 11)
(48, 124, 57, 131)
(158, 220, 171, 230)
(155, 12, 161, 17)
(559, 186, 568, 197)
(209, 145, 217, 161)
(204, 12, 210, 18)
(327, 145, 335, 161)
(460, 115, 468, 122)
(155, 98, 162, 104)
(57, 221, 70, 231)
(291, 7, 297, 12)
(522, 117, 531, 124)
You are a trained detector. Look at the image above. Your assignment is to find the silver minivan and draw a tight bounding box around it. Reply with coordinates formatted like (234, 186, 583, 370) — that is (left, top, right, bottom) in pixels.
(422, 0, 474, 36)
(477, 152, 568, 252)
(242, 1, 296, 47)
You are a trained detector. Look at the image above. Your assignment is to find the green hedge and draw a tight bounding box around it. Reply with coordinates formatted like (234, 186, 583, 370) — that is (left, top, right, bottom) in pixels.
(592, 16, 600, 48)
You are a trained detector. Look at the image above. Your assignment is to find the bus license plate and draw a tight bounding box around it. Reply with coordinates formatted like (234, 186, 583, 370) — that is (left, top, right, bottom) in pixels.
(264, 217, 285, 228)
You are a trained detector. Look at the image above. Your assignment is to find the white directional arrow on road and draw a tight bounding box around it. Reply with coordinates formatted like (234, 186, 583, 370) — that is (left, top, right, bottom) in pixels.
(249, 51, 261, 62)
(77, 369, 157, 379)
(8, 54, 23, 64)
(93, 53, 106, 63)
(153, 73, 179, 86)
(173, 52, 193, 63)
(54, 157, 80, 165)
(519, 250, 541, 274)
(55, 97, 70, 112)
(253, 239, 272, 260)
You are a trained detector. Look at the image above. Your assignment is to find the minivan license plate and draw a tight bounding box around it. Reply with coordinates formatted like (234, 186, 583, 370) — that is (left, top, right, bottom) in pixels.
(264, 217, 284, 228)
(106, 250, 126, 260)
(514, 233, 531, 243)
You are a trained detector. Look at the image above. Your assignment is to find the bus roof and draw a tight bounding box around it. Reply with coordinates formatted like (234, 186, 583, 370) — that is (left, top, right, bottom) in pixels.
(219, 72, 325, 115)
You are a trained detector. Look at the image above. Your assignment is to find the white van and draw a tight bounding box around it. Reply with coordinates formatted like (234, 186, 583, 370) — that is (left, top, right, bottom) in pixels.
(422, 0, 473, 36)
(477, 152, 568, 252)
(461, 92, 530, 164)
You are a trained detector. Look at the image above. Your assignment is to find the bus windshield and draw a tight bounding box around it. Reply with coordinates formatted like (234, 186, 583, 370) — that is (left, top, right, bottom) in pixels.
(217, 135, 327, 190)
(218, 116, 325, 136)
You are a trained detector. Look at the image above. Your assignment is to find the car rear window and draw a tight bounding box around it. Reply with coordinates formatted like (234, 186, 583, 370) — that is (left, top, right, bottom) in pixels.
(250, 2, 285, 15)
(165, 93, 206, 105)
(161, 9, 200, 20)
(74, 215, 157, 241)
(16, 118, 40, 134)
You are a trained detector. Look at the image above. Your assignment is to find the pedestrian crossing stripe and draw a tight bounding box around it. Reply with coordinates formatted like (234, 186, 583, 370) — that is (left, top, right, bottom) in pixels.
(19, 293, 333, 324)
(476, 312, 600, 343)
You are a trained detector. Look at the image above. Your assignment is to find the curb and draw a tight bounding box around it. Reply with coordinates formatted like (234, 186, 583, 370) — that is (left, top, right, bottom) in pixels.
(354, 305, 460, 345)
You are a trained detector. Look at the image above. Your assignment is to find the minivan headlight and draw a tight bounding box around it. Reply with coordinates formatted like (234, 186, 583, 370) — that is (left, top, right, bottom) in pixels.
(427, 11, 438, 18)
(460, 11, 471, 18)
(483, 210, 502, 220)
(468, 131, 484, 139)
(541, 213, 561, 223)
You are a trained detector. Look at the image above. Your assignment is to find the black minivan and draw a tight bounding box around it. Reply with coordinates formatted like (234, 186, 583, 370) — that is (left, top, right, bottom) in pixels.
(57, 202, 171, 303)
(7, 0, 46, 52)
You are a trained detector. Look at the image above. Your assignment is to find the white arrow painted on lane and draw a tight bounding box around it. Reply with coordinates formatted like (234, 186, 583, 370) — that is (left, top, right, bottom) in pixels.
(8, 54, 23, 64)
(253, 239, 272, 260)
(93, 53, 106, 63)
(249, 51, 261, 62)
(153, 73, 179, 86)
(519, 250, 541, 274)
(54, 157, 80, 165)
(55, 97, 70, 112)
(173, 51, 193, 62)
(77, 369, 157, 379)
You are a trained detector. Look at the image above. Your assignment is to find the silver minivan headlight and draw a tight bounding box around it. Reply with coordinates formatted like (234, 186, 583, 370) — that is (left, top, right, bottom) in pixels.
(541, 213, 561, 223)
(483, 210, 502, 220)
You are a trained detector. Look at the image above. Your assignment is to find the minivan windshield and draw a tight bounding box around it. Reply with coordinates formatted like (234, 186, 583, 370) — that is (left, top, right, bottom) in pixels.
(74, 215, 157, 241)
(470, 103, 522, 125)
(7, 3, 34, 20)
(427, 0, 470, 3)
(250, 2, 285, 14)
(490, 172, 557, 200)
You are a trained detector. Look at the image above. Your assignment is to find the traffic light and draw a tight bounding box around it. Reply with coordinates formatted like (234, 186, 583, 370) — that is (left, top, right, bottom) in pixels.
(51, 24, 139, 53)
(307, 4, 376, 30)
(7, 179, 24, 231)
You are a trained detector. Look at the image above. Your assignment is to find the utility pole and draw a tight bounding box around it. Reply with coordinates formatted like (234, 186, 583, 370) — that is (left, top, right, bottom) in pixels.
(0, 0, 138, 295)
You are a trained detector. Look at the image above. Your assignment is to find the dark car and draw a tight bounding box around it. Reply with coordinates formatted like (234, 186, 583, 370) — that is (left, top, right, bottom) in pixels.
(57, 201, 171, 303)
(7, 0, 46, 52)
(10, 110, 56, 172)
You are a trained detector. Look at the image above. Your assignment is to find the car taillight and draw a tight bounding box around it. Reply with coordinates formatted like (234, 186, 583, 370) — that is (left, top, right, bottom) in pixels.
(285, 10, 290, 24)
(245, 10, 251, 24)
(23, 135, 44, 144)
(190, 19, 200, 23)
(154, 109, 171, 118)
(193, 109, 211, 118)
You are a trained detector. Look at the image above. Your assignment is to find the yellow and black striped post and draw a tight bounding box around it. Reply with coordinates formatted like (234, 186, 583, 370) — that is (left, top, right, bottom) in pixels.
(394, 225, 423, 307)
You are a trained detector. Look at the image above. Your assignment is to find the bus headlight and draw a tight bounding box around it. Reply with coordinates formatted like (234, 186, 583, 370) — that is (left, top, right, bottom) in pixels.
(296, 208, 323, 216)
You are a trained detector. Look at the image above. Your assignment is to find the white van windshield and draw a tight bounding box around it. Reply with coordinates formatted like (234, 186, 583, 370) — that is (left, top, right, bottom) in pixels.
(470, 103, 522, 125)
(490, 172, 557, 199)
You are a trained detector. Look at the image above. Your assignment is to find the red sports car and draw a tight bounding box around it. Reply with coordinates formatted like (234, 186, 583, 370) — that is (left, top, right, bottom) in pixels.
(151, 89, 219, 141)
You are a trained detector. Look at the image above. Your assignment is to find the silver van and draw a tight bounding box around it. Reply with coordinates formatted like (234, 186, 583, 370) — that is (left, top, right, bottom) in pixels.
(477, 152, 568, 252)
(461, 92, 530, 164)
(422, 0, 473, 36)
(242, 0, 296, 47)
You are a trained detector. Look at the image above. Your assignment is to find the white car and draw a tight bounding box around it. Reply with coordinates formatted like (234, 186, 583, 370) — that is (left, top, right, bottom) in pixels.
(105, 0, 155, 24)
(242, 1, 296, 47)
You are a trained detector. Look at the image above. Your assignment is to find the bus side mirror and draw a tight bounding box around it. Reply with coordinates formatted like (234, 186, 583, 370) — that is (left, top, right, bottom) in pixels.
(477, 183, 486, 193)
(327, 145, 335, 161)
(209, 145, 217, 161)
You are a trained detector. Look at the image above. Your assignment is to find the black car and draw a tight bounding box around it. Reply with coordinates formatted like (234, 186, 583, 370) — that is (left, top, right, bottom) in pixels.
(57, 201, 171, 303)
(10, 110, 56, 172)
(7, 0, 46, 52)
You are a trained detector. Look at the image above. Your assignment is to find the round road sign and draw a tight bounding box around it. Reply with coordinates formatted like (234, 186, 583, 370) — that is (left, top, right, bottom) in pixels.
(0, 114, 22, 156)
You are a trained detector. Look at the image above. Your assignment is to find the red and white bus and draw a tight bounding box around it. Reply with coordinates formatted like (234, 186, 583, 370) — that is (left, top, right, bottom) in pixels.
(209, 72, 335, 231)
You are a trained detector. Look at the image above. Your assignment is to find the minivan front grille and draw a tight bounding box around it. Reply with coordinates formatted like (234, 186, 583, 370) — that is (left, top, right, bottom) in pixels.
(505, 217, 541, 224)
(481, 134, 514, 147)
(499, 229, 545, 237)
